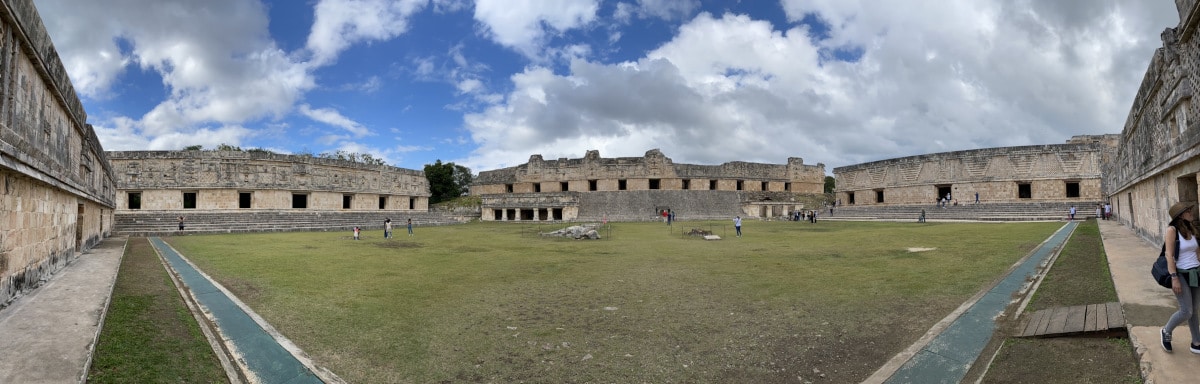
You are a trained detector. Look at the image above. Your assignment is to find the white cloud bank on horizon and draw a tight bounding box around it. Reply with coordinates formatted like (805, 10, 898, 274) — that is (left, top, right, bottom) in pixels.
(458, 0, 1178, 172)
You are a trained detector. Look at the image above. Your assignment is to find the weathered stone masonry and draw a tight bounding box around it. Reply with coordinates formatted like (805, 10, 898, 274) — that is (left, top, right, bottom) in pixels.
(472, 149, 826, 221)
(1104, 0, 1200, 242)
(835, 135, 1116, 207)
(0, 0, 116, 308)
(109, 151, 430, 212)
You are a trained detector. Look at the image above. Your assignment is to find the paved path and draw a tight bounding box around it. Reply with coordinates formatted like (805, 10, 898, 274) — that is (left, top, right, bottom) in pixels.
(868, 221, 1079, 383)
(148, 237, 328, 384)
(0, 237, 126, 384)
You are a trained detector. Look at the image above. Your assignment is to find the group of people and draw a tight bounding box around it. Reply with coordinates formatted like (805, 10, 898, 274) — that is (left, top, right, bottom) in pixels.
(791, 210, 818, 223)
(353, 218, 413, 240)
(660, 209, 676, 225)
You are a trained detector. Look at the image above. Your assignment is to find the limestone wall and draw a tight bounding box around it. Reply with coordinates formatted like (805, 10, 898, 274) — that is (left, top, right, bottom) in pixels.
(834, 138, 1114, 206)
(473, 149, 826, 194)
(1105, 0, 1200, 242)
(109, 151, 429, 211)
(0, 0, 115, 308)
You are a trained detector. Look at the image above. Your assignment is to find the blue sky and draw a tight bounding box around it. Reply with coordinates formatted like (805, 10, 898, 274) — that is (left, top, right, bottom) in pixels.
(34, 0, 1177, 174)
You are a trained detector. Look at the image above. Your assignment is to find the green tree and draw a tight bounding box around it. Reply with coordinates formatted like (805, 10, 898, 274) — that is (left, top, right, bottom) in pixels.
(824, 176, 835, 194)
(183, 145, 203, 151)
(216, 143, 242, 151)
(425, 160, 472, 204)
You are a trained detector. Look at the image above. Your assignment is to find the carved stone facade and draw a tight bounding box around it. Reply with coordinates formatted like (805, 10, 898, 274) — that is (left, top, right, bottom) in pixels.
(471, 149, 827, 221)
(1104, 0, 1200, 242)
(0, 0, 116, 308)
(109, 151, 430, 212)
(834, 135, 1116, 206)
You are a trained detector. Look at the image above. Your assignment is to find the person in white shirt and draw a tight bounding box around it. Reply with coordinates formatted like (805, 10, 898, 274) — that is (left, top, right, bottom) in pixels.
(1162, 201, 1200, 353)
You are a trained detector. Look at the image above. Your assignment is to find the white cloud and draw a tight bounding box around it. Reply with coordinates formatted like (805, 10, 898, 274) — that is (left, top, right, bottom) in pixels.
(460, 1, 1177, 172)
(473, 0, 599, 58)
(307, 0, 429, 66)
(299, 104, 373, 137)
(37, 0, 315, 149)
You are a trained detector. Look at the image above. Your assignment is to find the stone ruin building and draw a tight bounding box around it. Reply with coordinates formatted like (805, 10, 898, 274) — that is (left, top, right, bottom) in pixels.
(1104, 0, 1200, 242)
(834, 135, 1117, 209)
(0, 0, 116, 308)
(108, 150, 452, 235)
(470, 149, 827, 221)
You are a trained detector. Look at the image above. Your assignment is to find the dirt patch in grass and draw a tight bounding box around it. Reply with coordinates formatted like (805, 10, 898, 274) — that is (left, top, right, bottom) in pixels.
(976, 220, 1141, 383)
(88, 237, 226, 383)
(375, 241, 422, 249)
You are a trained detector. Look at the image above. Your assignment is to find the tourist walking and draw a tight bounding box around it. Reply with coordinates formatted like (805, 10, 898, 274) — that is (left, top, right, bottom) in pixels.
(407, 218, 414, 236)
(177, 216, 185, 231)
(975, 192, 979, 204)
(1069, 206, 1077, 220)
(1161, 201, 1200, 353)
(384, 218, 392, 239)
(733, 216, 742, 237)
(1105, 203, 1112, 220)
(919, 208, 926, 223)
(353, 226, 361, 240)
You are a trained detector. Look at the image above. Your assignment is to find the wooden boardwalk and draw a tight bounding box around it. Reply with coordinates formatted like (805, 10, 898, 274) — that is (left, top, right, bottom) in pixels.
(1017, 302, 1125, 338)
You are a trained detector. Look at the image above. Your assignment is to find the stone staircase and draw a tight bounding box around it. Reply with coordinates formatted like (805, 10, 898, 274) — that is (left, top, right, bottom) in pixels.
(822, 201, 1103, 222)
(115, 210, 467, 236)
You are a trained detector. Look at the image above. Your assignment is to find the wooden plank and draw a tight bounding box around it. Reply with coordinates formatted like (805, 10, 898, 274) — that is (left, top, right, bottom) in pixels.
(1106, 302, 1124, 330)
(1045, 306, 1071, 335)
(1083, 304, 1100, 332)
(1020, 310, 1046, 337)
(1064, 305, 1087, 333)
(1094, 303, 1109, 331)
(1034, 307, 1055, 336)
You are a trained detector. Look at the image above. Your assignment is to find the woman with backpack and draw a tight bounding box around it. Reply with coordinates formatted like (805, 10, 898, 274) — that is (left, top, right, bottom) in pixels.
(1162, 201, 1200, 353)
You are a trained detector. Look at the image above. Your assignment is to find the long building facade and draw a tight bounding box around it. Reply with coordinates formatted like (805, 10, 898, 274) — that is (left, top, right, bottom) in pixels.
(108, 151, 430, 212)
(471, 149, 827, 221)
(1104, 0, 1200, 242)
(833, 135, 1117, 207)
(0, 0, 115, 308)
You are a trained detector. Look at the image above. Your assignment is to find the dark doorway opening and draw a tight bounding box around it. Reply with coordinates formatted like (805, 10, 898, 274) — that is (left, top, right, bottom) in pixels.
(343, 195, 353, 209)
(183, 192, 197, 209)
(239, 192, 252, 209)
(378, 196, 387, 209)
(1065, 182, 1080, 198)
(936, 185, 952, 203)
(293, 193, 308, 209)
(1018, 183, 1032, 199)
(875, 189, 885, 203)
(128, 192, 142, 210)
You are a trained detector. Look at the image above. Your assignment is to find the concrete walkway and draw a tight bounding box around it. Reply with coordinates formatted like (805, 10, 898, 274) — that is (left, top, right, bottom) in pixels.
(1098, 219, 1193, 383)
(0, 236, 126, 384)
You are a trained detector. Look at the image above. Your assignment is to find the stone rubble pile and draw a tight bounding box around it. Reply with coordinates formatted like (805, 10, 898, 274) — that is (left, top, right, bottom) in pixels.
(541, 224, 602, 240)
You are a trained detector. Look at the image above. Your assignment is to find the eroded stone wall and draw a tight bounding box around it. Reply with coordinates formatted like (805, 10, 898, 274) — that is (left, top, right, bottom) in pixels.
(473, 149, 826, 221)
(1105, 0, 1200, 241)
(0, 0, 116, 308)
(834, 137, 1114, 206)
(109, 151, 429, 211)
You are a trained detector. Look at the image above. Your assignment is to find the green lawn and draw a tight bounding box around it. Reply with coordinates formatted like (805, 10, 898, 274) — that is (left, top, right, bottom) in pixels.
(166, 220, 1062, 383)
(88, 237, 227, 383)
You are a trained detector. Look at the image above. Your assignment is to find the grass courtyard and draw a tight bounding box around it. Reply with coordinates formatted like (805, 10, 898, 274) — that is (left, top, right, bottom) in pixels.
(152, 220, 1066, 383)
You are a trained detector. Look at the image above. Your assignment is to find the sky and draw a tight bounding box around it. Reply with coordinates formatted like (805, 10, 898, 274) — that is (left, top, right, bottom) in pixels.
(33, 0, 1179, 174)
